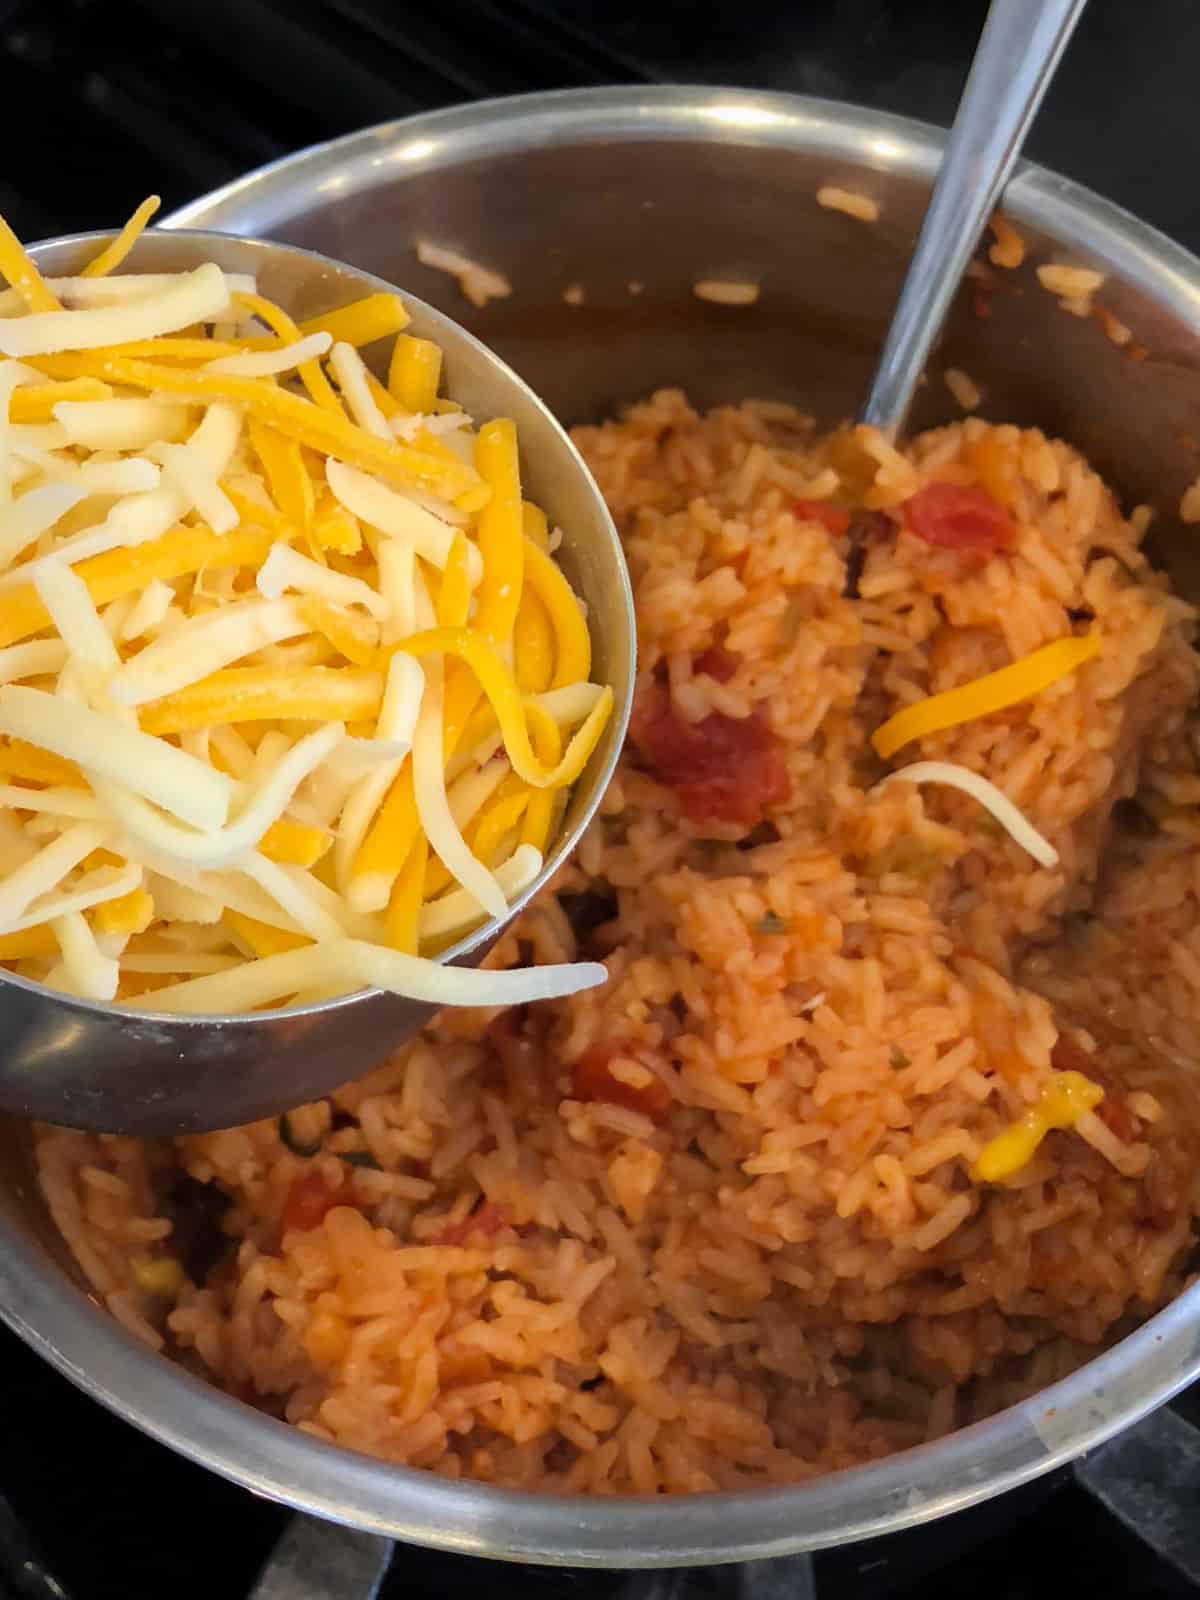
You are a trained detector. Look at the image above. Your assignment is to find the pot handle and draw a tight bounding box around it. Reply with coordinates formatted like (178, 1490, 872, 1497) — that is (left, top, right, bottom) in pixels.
(248, 1514, 393, 1600)
(1074, 1403, 1200, 1584)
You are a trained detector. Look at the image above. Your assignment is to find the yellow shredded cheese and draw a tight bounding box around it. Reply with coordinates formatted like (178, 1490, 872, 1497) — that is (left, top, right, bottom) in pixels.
(388, 334, 442, 412)
(80, 196, 161, 278)
(973, 1071, 1104, 1182)
(0, 216, 62, 312)
(872, 632, 1101, 760)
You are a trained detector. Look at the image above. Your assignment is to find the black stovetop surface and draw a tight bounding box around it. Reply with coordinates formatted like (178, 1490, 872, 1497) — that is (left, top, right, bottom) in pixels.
(1, 1, 1199, 1595)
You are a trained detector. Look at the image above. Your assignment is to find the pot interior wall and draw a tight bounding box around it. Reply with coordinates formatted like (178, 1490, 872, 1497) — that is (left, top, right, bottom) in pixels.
(266, 135, 1200, 595)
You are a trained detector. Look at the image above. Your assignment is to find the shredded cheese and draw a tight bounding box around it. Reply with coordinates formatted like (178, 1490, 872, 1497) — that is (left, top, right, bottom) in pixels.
(879, 761, 1059, 867)
(53, 398, 191, 451)
(51, 909, 119, 1000)
(973, 1071, 1104, 1182)
(328, 341, 392, 440)
(0, 272, 255, 316)
(145, 936, 603, 1015)
(419, 843, 542, 942)
(0, 265, 232, 357)
(872, 633, 1102, 760)
(110, 597, 309, 706)
(79, 196, 161, 279)
(257, 540, 388, 620)
(325, 458, 482, 581)
(0, 823, 108, 927)
(0, 482, 86, 571)
(0, 686, 232, 830)
(207, 331, 331, 378)
(0, 212, 611, 1017)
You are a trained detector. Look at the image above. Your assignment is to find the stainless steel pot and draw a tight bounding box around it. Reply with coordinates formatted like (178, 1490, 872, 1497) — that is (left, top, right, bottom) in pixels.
(4, 85, 1200, 1569)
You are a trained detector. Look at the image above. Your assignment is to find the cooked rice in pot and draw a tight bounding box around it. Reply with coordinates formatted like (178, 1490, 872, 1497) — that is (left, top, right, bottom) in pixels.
(36, 393, 1200, 1494)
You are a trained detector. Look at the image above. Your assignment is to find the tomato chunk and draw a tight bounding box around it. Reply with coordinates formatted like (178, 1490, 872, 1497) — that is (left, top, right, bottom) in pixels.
(902, 483, 1014, 557)
(282, 1172, 345, 1234)
(570, 1042, 672, 1121)
(631, 681, 789, 828)
(793, 499, 851, 537)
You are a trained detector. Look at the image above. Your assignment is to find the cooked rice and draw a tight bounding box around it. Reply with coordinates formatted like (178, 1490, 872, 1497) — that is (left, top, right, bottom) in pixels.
(944, 367, 982, 412)
(1095, 306, 1133, 347)
(414, 239, 512, 309)
(988, 214, 1026, 270)
(693, 280, 760, 307)
(816, 186, 880, 223)
(1038, 263, 1106, 317)
(37, 395, 1200, 1495)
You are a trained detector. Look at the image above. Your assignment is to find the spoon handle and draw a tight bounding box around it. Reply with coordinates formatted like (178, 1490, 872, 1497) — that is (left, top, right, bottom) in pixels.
(861, 0, 1089, 434)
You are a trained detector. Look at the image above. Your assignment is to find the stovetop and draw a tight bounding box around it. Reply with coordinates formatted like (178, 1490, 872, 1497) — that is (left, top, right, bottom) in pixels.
(3, 0, 1200, 1595)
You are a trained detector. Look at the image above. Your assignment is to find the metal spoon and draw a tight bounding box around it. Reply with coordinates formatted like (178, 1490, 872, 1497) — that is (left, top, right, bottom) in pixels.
(0, 229, 633, 1137)
(861, 0, 1089, 433)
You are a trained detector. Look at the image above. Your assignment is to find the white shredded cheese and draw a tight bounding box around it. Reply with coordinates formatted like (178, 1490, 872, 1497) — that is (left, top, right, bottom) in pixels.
(0, 822, 108, 927)
(376, 537, 416, 643)
(110, 597, 308, 706)
(119, 578, 175, 642)
(326, 458, 482, 582)
(74, 458, 161, 497)
(337, 655, 425, 905)
(206, 330, 332, 378)
(879, 761, 1059, 868)
(99, 723, 344, 871)
(34, 559, 121, 690)
(256, 540, 389, 621)
(0, 783, 100, 818)
(446, 754, 509, 830)
(142, 936, 604, 1015)
(51, 910, 119, 1001)
(0, 639, 68, 684)
(0, 265, 233, 357)
(529, 682, 607, 728)
(240, 851, 348, 942)
(0, 685, 234, 831)
(53, 399, 192, 452)
(419, 844, 542, 942)
(0, 272, 257, 317)
(328, 342, 391, 440)
(151, 440, 237, 533)
(0, 481, 86, 571)
(410, 653, 506, 920)
(0, 863, 141, 937)
(146, 872, 224, 927)
(185, 402, 242, 478)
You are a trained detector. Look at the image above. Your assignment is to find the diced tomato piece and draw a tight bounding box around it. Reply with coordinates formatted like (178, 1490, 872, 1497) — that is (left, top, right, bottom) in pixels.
(282, 1172, 344, 1234)
(693, 646, 738, 683)
(570, 1042, 672, 1121)
(630, 681, 789, 828)
(794, 499, 851, 537)
(434, 1202, 508, 1247)
(902, 483, 1014, 557)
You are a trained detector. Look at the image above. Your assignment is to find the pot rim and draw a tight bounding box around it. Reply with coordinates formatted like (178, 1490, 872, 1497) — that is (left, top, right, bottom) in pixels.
(5, 84, 1199, 1567)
